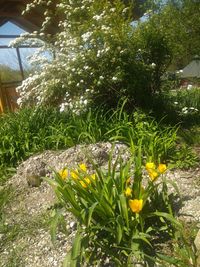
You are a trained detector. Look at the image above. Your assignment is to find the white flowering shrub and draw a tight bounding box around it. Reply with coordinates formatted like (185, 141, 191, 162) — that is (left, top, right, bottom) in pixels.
(15, 0, 171, 111)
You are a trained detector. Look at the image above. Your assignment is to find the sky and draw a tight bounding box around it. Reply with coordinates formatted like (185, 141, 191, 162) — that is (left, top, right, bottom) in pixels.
(0, 21, 26, 35)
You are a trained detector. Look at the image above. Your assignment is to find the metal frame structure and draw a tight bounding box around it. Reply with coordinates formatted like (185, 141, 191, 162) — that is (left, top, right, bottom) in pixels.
(0, 34, 40, 82)
(0, 29, 39, 112)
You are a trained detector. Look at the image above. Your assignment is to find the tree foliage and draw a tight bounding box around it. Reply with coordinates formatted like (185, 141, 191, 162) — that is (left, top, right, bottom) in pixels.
(145, 0, 200, 69)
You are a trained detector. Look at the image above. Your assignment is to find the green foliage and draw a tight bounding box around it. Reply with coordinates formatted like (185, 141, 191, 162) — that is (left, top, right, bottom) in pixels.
(145, 0, 200, 69)
(170, 88, 200, 113)
(179, 126, 200, 146)
(49, 149, 185, 266)
(171, 144, 199, 169)
(154, 88, 200, 126)
(0, 65, 22, 82)
(0, 103, 198, 179)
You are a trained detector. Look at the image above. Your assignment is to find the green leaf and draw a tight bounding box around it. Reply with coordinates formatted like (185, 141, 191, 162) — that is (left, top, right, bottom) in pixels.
(132, 232, 152, 248)
(119, 194, 129, 229)
(71, 232, 82, 264)
(62, 250, 73, 267)
(87, 202, 98, 227)
(153, 211, 183, 229)
(156, 253, 180, 265)
(116, 216, 123, 244)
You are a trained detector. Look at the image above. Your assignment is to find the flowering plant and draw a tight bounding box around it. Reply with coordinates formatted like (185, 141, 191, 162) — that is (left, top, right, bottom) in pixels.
(14, 0, 171, 112)
(47, 146, 182, 266)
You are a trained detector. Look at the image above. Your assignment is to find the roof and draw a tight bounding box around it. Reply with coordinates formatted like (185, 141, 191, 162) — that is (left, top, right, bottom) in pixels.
(181, 58, 200, 78)
(0, 0, 146, 34)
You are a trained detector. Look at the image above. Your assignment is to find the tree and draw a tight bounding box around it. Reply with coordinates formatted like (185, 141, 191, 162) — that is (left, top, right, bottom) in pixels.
(144, 0, 200, 69)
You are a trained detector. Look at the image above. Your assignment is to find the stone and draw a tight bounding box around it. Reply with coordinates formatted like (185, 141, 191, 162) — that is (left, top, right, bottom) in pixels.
(26, 174, 42, 187)
(15, 142, 130, 188)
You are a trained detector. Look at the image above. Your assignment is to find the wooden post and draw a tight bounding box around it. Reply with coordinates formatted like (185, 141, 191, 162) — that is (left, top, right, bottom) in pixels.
(0, 76, 5, 113)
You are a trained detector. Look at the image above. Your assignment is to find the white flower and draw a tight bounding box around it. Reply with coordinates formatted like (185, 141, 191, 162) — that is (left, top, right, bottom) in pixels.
(81, 32, 92, 42)
(187, 84, 193, 90)
(174, 102, 178, 105)
(112, 77, 117, 81)
(93, 13, 104, 21)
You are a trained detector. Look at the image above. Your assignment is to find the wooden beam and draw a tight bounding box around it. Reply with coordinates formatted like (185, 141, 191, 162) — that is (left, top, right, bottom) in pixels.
(0, 35, 20, 38)
(0, 45, 41, 48)
(0, 12, 23, 17)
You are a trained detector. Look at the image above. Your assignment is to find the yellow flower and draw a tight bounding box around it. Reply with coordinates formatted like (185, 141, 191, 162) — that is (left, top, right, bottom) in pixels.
(145, 162, 156, 170)
(148, 169, 159, 181)
(70, 170, 78, 179)
(84, 177, 91, 184)
(59, 169, 68, 180)
(129, 199, 143, 213)
(80, 180, 87, 188)
(125, 187, 132, 197)
(157, 164, 167, 174)
(79, 163, 87, 172)
(90, 173, 96, 180)
(80, 177, 91, 188)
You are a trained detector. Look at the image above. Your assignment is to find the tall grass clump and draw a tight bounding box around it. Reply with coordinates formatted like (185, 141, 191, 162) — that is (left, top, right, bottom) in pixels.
(0, 101, 198, 178)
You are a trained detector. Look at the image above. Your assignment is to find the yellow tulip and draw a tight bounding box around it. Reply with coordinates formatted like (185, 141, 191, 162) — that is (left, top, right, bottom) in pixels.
(80, 177, 91, 188)
(90, 173, 96, 180)
(125, 187, 132, 197)
(84, 177, 91, 184)
(79, 163, 87, 172)
(157, 164, 167, 174)
(80, 180, 87, 188)
(129, 199, 143, 213)
(70, 170, 78, 179)
(59, 169, 68, 180)
(145, 162, 156, 170)
(148, 169, 159, 181)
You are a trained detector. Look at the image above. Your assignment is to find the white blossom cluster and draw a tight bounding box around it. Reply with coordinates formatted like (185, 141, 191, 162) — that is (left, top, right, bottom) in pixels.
(16, 0, 155, 112)
(181, 106, 199, 114)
